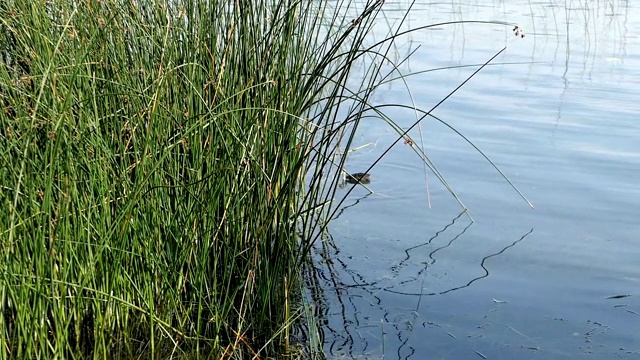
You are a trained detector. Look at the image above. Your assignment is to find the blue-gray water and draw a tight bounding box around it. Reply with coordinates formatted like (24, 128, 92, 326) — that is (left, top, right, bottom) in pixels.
(313, 1, 640, 359)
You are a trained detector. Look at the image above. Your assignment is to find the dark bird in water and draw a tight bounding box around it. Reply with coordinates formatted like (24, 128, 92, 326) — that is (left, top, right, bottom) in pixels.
(345, 172, 370, 184)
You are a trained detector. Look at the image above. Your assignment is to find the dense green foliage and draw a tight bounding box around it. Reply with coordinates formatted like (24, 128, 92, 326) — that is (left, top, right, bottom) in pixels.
(0, 0, 527, 358)
(0, 0, 394, 358)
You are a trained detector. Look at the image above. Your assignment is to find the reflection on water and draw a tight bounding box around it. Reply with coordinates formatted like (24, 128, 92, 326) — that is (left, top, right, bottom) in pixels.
(307, 211, 536, 358)
(311, 0, 640, 359)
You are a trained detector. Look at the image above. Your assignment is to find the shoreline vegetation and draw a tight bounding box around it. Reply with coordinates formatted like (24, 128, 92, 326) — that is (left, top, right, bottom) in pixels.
(1, 0, 523, 358)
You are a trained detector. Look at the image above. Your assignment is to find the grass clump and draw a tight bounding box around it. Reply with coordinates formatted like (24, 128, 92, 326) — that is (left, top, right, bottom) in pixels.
(1, 0, 526, 358)
(0, 0, 394, 358)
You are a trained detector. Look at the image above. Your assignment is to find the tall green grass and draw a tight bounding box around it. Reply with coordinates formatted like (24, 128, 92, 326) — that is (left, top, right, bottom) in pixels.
(0, 0, 405, 358)
(0, 0, 526, 358)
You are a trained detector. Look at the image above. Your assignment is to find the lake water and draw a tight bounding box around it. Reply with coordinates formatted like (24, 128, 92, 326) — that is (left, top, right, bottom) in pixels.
(311, 1, 640, 359)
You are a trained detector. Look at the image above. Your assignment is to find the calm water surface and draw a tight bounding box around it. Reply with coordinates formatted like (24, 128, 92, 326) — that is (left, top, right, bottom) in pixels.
(313, 1, 640, 359)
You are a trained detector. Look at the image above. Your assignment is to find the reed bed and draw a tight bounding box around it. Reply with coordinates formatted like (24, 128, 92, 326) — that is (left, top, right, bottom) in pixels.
(0, 0, 401, 358)
(0, 0, 525, 359)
